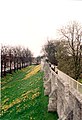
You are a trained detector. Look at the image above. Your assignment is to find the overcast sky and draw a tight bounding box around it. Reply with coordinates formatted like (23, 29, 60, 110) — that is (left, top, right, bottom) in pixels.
(0, 0, 82, 57)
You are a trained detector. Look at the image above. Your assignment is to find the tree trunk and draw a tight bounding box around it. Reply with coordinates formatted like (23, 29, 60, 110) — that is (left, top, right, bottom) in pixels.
(10, 60, 12, 74)
(17, 59, 18, 71)
(1, 59, 3, 77)
(4, 61, 6, 76)
(14, 58, 16, 72)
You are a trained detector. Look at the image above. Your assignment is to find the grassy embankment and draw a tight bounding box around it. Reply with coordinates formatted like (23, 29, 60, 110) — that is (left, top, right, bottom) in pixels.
(79, 79, 82, 83)
(1, 65, 58, 120)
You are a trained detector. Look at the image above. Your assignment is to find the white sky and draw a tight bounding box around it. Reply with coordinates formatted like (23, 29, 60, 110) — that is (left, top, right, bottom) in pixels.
(0, 0, 82, 57)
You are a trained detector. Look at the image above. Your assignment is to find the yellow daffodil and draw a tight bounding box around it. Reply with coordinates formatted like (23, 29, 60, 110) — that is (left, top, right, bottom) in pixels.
(24, 65, 41, 80)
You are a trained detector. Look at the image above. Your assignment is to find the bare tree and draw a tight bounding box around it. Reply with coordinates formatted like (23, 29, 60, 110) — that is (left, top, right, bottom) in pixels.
(28, 50, 33, 65)
(1, 46, 8, 76)
(1, 45, 4, 77)
(21, 48, 26, 68)
(24, 48, 29, 67)
(12, 47, 16, 72)
(16, 46, 22, 70)
(1, 45, 33, 77)
(8, 47, 14, 74)
(59, 21, 82, 80)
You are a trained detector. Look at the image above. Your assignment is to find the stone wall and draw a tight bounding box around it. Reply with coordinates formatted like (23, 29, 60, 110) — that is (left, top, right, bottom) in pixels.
(41, 59, 82, 120)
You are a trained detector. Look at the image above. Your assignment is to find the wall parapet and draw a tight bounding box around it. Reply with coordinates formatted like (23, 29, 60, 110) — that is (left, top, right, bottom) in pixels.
(41, 59, 82, 120)
(57, 68, 82, 94)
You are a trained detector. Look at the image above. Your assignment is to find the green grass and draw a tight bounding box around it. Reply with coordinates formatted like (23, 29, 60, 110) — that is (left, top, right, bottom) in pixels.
(1, 65, 58, 120)
(79, 79, 82, 83)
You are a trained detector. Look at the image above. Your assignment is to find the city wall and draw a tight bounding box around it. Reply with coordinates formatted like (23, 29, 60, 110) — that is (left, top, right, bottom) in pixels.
(41, 59, 82, 120)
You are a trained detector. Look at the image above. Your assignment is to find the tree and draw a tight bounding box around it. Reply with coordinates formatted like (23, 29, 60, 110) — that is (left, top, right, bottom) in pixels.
(42, 40, 58, 65)
(12, 47, 17, 72)
(1, 45, 33, 77)
(25, 48, 29, 66)
(15, 46, 22, 70)
(59, 21, 82, 80)
(8, 47, 13, 73)
(56, 40, 75, 78)
(27, 50, 33, 65)
(1, 45, 8, 76)
(36, 56, 41, 65)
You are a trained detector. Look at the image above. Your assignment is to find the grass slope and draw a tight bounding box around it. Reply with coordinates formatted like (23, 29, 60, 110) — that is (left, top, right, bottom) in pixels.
(1, 65, 58, 120)
(79, 79, 82, 83)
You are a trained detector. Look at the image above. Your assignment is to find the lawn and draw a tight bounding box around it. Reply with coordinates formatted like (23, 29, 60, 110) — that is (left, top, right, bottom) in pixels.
(1, 65, 58, 120)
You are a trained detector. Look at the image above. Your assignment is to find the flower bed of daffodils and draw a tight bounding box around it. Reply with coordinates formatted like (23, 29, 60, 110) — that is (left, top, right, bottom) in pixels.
(1, 65, 58, 120)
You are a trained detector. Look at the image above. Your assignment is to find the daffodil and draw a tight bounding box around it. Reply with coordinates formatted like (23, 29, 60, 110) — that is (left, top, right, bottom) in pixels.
(24, 65, 41, 80)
